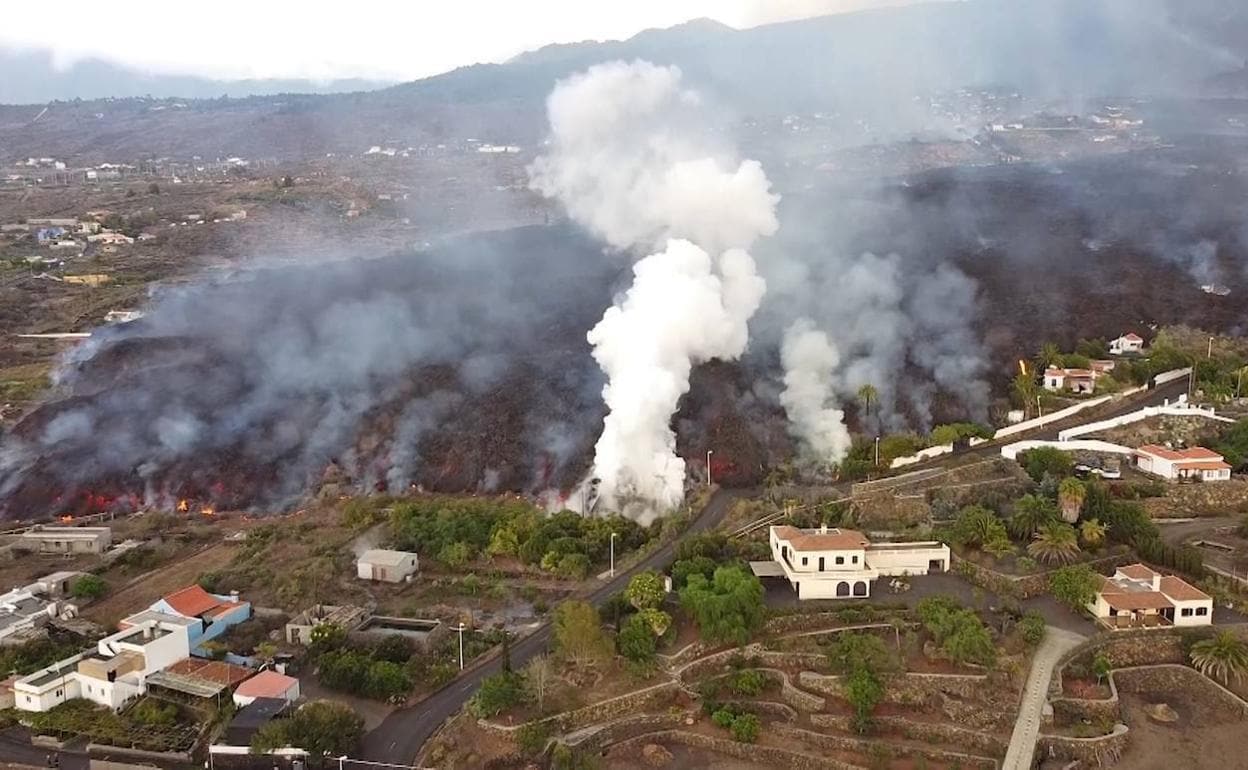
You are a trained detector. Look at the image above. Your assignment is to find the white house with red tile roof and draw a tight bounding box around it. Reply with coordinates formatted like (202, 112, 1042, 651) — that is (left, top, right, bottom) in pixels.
(233, 670, 300, 708)
(1134, 445, 1232, 481)
(146, 585, 252, 656)
(1043, 367, 1099, 394)
(763, 525, 949, 600)
(1109, 333, 1145, 355)
(1089, 563, 1212, 628)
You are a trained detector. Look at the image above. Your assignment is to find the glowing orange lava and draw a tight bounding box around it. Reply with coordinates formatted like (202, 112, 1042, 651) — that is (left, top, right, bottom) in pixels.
(176, 499, 189, 512)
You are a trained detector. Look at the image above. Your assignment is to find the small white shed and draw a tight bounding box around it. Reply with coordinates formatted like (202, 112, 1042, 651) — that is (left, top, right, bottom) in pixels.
(357, 549, 419, 583)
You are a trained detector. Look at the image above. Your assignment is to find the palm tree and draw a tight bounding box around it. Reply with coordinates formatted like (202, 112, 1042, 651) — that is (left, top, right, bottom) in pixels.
(1028, 522, 1081, 565)
(1079, 518, 1107, 550)
(1190, 631, 1248, 686)
(857, 384, 879, 418)
(1012, 371, 1039, 417)
(1058, 477, 1086, 523)
(1008, 494, 1058, 540)
(1037, 342, 1063, 370)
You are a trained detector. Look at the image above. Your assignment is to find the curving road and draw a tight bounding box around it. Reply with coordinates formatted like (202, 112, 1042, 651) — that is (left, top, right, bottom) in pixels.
(359, 487, 741, 765)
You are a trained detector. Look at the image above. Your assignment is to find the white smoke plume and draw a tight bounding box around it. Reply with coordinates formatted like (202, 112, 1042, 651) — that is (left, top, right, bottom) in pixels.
(530, 60, 779, 518)
(779, 319, 853, 463)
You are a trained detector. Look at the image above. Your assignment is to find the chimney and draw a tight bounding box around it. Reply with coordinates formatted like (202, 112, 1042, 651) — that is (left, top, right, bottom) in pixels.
(819, 524, 828, 535)
(229, 590, 239, 603)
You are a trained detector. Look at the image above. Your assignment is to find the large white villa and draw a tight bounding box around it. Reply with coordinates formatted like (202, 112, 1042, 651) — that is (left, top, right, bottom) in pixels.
(759, 525, 951, 600)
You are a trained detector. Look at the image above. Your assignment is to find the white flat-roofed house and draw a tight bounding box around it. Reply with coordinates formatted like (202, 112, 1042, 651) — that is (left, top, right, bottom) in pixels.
(13, 617, 192, 712)
(357, 549, 419, 583)
(1089, 563, 1212, 629)
(766, 526, 950, 600)
(13, 526, 111, 555)
(1135, 445, 1231, 482)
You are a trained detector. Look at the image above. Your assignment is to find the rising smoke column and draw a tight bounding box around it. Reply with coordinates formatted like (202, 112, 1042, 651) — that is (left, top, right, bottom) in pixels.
(529, 61, 778, 516)
(779, 319, 852, 462)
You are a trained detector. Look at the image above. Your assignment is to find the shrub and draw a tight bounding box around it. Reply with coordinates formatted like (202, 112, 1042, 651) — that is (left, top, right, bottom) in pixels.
(470, 671, 527, 717)
(729, 669, 767, 696)
(1018, 612, 1046, 646)
(729, 712, 761, 743)
(711, 708, 737, 728)
(70, 574, 107, 600)
(516, 722, 550, 755)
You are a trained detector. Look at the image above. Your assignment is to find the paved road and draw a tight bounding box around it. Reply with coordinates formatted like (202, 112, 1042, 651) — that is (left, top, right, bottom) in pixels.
(358, 487, 741, 765)
(1001, 626, 1086, 770)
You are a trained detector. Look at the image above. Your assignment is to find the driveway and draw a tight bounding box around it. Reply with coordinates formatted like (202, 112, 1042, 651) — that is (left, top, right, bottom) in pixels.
(358, 487, 742, 764)
(1001, 626, 1086, 770)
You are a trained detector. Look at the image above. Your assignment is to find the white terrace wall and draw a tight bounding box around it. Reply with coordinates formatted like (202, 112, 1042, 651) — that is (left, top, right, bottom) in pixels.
(1000, 439, 1134, 461)
(993, 396, 1113, 440)
(1057, 398, 1232, 441)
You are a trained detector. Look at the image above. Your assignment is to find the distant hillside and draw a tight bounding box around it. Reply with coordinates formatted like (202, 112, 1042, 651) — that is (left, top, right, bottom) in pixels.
(0, 48, 391, 104)
(0, 0, 1243, 162)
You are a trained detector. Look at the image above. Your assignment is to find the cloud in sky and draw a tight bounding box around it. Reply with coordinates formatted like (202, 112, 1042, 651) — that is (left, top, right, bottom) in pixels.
(0, 0, 936, 82)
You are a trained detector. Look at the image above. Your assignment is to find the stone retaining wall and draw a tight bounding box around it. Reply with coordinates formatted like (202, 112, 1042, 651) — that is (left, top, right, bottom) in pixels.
(772, 723, 996, 770)
(1049, 628, 1192, 698)
(756, 649, 828, 672)
(798, 670, 987, 706)
(953, 550, 1132, 600)
(809, 713, 1009, 757)
(480, 680, 680, 736)
(763, 610, 909, 636)
(610, 730, 865, 770)
(566, 712, 689, 752)
(1112, 664, 1248, 719)
(659, 639, 717, 667)
(1037, 724, 1129, 769)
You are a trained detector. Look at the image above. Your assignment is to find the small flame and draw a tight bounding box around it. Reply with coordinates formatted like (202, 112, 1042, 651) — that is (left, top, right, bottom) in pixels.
(200, 506, 215, 516)
(59, 515, 74, 523)
(176, 499, 189, 512)
(1018, 359, 1027, 375)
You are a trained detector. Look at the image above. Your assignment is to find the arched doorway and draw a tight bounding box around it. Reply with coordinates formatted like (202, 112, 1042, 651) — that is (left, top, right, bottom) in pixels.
(852, 581, 868, 597)
(836, 582, 851, 597)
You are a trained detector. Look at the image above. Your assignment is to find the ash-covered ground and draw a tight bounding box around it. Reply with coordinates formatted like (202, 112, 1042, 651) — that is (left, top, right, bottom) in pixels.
(1, 145, 1246, 519)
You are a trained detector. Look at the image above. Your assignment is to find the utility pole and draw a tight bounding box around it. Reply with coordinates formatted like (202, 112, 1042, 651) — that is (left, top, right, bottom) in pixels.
(1208, 336, 1214, 359)
(453, 622, 467, 670)
(705, 450, 714, 486)
(874, 436, 880, 466)
(609, 532, 617, 577)
(1036, 395, 1043, 418)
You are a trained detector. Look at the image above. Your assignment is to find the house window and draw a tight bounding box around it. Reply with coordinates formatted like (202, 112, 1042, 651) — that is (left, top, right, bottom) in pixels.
(25, 695, 31, 704)
(1181, 608, 1193, 617)
(802, 557, 808, 566)
(835, 556, 844, 565)
(852, 555, 859, 564)
(55, 689, 62, 697)
(1196, 606, 1208, 616)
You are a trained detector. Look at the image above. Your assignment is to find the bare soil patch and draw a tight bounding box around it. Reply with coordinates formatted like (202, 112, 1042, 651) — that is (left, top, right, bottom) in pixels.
(1116, 692, 1245, 770)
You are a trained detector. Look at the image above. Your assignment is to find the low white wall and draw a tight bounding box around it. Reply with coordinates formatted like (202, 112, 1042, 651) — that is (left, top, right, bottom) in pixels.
(1154, 367, 1192, 385)
(994, 396, 1113, 439)
(1057, 399, 1233, 441)
(890, 444, 954, 469)
(1000, 439, 1134, 461)
(866, 543, 950, 575)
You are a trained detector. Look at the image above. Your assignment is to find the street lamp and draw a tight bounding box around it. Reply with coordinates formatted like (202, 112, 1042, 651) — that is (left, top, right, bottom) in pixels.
(705, 450, 714, 486)
(609, 532, 617, 578)
(453, 622, 467, 670)
(874, 436, 880, 466)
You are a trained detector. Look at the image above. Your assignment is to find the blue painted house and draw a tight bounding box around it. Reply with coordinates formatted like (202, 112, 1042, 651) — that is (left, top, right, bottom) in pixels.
(147, 585, 252, 656)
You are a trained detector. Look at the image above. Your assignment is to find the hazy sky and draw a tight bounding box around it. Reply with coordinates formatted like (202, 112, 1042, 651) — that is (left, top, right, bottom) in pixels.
(0, 1, 930, 82)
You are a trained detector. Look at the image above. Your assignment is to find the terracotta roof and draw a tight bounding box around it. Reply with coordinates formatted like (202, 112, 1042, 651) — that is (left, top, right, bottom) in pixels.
(772, 525, 869, 551)
(1121, 333, 1143, 342)
(1160, 575, 1211, 602)
(1102, 591, 1173, 611)
(1117, 564, 1158, 581)
(1179, 461, 1232, 472)
(1136, 445, 1225, 463)
(1044, 367, 1095, 379)
(163, 658, 253, 686)
(235, 670, 298, 699)
(163, 585, 225, 617)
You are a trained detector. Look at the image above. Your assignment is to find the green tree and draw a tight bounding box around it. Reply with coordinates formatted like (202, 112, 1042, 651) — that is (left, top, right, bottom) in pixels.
(953, 505, 1008, 549)
(1048, 564, 1098, 611)
(552, 601, 611, 667)
(679, 566, 766, 646)
(616, 613, 657, 664)
(636, 607, 672, 637)
(857, 383, 879, 418)
(844, 667, 884, 733)
(1028, 522, 1081, 565)
(524, 655, 554, 713)
(1217, 418, 1248, 470)
(729, 712, 761, 743)
(624, 571, 666, 611)
(1036, 342, 1063, 369)
(70, 574, 107, 600)
(1058, 477, 1085, 523)
(438, 541, 474, 567)
(1189, 631, 1248, 686)
(251, 700, 364, 759)
(671, 556, 717, 589)
(1079, 519, 1107, 550)
(1012, 371, 1040, 417)
(470, 671, 527, 717)
(1009, 494, 1059, 540)
(826, 632, 896, 675)
(1092, 652, 1111, 685)
(1018, 447, 1074, 483)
